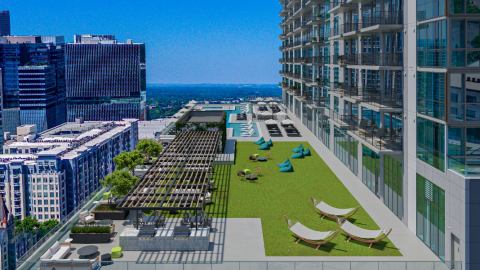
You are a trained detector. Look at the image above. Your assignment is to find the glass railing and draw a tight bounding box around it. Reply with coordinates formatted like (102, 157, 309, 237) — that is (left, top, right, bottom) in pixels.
(448, 156, 480, 177)
(17, 261, 461, 270)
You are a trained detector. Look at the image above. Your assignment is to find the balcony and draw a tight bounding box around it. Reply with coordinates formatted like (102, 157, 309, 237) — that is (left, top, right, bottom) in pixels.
(306, 96, 329, 107)
(349, 118, 403, 152)
(329, 111, 356, 128)
(307, 14, 330, 25)
(306, 0, 325, 5)
(315, 55, 331, 65)
(279, 0, 288, 4)
(448, 156, 480, 177)
(302, 75, 313, 83)
(361, 53, 403, 67)
(361, 11, 403, 32)
(287, 0, 300, 8)
(360, 87, 403, 109)
(279, 8, 292, 17)
(308, 77, 330, 87)
(329, 0, 357, 13)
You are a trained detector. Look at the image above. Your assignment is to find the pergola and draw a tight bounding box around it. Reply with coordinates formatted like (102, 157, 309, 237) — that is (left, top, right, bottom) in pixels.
(117, 131, 220, 225)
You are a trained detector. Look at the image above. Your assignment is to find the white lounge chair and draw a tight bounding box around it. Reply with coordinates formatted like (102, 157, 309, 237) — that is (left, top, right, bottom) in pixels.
(310, 196, 359, 221)
(78, 211, 94, 224)
(338, 219, 392, 248)
(241, 125, 253, 131)
(284, 216, 339, 250)
(241, 129, 254, 137)
(241, 121, 252, 127)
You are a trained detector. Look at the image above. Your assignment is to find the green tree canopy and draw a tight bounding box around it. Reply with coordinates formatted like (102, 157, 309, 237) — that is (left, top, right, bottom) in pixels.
(136, 139, 163, 161)
(101, 169, 138, 197)
(113, 150, 144, 173)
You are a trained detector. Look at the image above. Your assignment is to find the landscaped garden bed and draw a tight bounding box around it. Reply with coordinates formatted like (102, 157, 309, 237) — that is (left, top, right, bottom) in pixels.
(70, 221, 115, 243)
(92, 204, 129, 220)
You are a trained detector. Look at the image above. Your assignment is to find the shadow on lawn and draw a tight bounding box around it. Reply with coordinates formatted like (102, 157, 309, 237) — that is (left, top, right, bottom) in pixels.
(339, 234, 396, 252)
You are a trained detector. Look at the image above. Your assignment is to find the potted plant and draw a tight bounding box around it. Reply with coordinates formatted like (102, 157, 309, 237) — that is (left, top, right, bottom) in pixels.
(312, 37, 317, 42)
(92, 203, 129, 220)
(337, 55, 343, 65)
(292, 86, 298, 90)
(320, 37, 325, 42)
(315, 78, 321, 84)
(337, 83, 343, 88)
(317, 13, 323, 20)
(282, 81, 287, 86)
(70, 222, 114, 243)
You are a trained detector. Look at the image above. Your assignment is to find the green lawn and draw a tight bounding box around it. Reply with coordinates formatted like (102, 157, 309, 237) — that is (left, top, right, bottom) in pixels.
(146, 141, 401, 257)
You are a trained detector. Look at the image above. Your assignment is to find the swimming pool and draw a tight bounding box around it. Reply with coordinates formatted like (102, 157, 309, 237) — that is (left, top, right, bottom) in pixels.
(202, 107, 227, 110)
(229, 123, 259, 137)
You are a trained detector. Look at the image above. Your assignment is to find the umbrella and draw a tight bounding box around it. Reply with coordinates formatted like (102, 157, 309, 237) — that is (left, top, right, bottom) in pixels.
(265, 119, 277, 124)
(282, 119, 294, 125)
(269, 102, 278, 105)
(276, 111, 287, 116)
(190, 100, 198, 104)
(258, 102, 266, 105)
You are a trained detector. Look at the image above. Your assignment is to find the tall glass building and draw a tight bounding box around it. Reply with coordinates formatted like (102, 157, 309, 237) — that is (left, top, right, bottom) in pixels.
(65, 35, 146, 122)
(279, 0, 480, 268)
(0, 36, 67, 136)
(0, 11, 10, 37)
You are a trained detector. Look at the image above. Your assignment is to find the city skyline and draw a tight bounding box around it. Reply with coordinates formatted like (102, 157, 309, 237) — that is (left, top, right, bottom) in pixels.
(0, 0, 282, 85)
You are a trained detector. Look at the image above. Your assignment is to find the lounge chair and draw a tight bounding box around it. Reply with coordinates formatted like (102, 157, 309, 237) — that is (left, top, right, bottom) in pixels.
(241, 130, 254, 137)
(277, 158, 290, 168)
(291, 144, 304, 153)
(242, 121, 253, 127)
(310, 196, 359, 220)
(358, 119, 368, 135)
(338, 219, 392, 248)
(284, 216, 339, 250)
(254, 137, 265, 145)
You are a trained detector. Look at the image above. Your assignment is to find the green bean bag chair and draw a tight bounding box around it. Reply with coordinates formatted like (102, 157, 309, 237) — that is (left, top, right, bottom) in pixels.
(277, 158, 291, 168)
(291, 144, 304, 153)
(279, 164, 294, 172)
(267, 139, 273, 147)
(303, 148, 311, 156)
(258, 143, 270, 150)
(254, 137, 265, 145)
(291, 151, 305, 159)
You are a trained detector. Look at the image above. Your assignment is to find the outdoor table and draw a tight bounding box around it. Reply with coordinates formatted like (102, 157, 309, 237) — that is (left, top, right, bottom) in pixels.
(142, 215, 157, 225)
(237, 171, 245, 176)
(77, 245, 98, 257)
(245, 174, 257, 180)
(101, 253, 113, 266)
(190, 216, 204, 227)
(256, 157, 267, 161)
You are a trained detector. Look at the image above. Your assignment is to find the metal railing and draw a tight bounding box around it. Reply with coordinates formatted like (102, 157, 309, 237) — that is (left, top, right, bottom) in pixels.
(18, 261, 462, 270)
(292, 73, 301, 79)
(343, 22, 360, 33)
(350, 118, 403, 151)
(330, 0, 357, 9)
(307, 96, 329, 107)
(316, 55, 330, 64)
(313, 77, 330, 87)
(329, 110, 357, 129)
(361, 87, 403, 108)
(302, 75, 313, 83)
(362, 11, 403, 28)
(345, 54, 359, 65)
(361, 52, 403, 66)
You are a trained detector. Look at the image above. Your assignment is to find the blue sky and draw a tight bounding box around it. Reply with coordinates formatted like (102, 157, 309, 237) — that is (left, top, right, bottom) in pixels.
(1, 0, 281, 84)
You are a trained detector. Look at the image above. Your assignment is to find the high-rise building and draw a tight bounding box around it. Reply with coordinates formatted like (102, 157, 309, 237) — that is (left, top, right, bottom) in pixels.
(66, 35, 146, 122)
(279, 1, 480, 269)
(0, 118, 138, 221)
(0, 11, 10, 37)
(0, 36, 66, 135)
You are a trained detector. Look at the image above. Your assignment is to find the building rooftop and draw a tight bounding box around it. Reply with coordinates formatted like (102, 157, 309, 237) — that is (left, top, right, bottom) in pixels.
(178, 111, 225, 123)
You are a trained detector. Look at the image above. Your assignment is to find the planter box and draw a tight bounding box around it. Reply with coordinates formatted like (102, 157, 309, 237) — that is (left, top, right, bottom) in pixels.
(70, 233, 110, 243)
(92, 210, 129, 220)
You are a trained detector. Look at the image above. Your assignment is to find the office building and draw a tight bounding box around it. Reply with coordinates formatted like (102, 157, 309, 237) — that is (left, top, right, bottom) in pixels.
(0, 36, 67, 135)
(0, 11, 10, 37)
(279, 0, 480, 268)
(0, 118, 138, 221)
(66, 35, 146, 122)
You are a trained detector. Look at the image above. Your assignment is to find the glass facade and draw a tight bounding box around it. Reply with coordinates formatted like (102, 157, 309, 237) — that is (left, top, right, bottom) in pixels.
(417, 0, 445, 20)
(448, 126, 480, 176)
(417, 20, 447, 67)
(416, 174, 445, 261)
(450, 0, 480, 14)
(417, 117, 446, 172)
(417, 72, 446, 120)
(319, 112, 331, 149)
(450, 73, 480, 121)
(362, 145, 381, 194)
(384, 155, 403, 219)
(450, 20, 480, 67)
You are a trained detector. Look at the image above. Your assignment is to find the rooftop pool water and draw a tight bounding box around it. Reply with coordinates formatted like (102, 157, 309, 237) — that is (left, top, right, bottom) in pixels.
(204, 106, 257, 137)
(229, 123, 259, 137)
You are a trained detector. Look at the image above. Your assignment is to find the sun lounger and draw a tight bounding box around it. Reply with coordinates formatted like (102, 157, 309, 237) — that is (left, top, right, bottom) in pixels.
(284, 216, 339, 250)
(242, 121, 253, 127)
(338, 219, 392, 248)
(310, 196, 359, 220)
(241, 130, 254, 137)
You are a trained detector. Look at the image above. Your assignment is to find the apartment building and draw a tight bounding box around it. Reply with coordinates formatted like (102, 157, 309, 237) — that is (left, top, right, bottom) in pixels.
(66, 35, 147, 122)
(279, 0, 480, 269)
(0, 119, 138, 221)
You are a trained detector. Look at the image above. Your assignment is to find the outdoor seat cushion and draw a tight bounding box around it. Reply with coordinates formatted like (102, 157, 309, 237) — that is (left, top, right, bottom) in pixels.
(267, 139, 273, 147)
(51, 246, 69, 260)
(303, 148, 311, 156)
(244, 169, 251, 175)
(40, 249, 53, 260)
(253, 154, 260, 158)
(254, 137, 265, 145)
(277, 158, 291, 168)
(84, 216, 94, 223)
(279, 164, 294, 172)
(111, 247, 122, 258)
(291, 144, 304, 153)
(51, 241, 61, 254)
(79, 211, 89, 217)
(291, 152, 305, 159)
(258, 143, 270, 150)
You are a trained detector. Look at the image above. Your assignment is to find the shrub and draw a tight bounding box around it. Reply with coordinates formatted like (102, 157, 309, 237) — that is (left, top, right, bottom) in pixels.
(93, 204, 121, 212)
(71, 224, 110, 234)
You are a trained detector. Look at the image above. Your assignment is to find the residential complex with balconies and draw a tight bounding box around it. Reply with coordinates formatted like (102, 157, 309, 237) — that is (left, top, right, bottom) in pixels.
(280, 0, 480, 269)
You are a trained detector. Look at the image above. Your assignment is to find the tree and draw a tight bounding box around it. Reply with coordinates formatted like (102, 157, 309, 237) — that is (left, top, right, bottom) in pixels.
(101, 169, 138, 197)
(136, 139, 163, 162)
(15, 216, 40, 233)
(113, 150, 144, 173)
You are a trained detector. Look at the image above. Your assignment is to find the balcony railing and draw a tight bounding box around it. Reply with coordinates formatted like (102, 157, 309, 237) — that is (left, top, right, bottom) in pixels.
(279, 8, 293, 15)
(292, 73, 301, 79)
(307, 96, 328, 107)
(316, 55, 330, 64)
(345, 54, 358, 65)
(330, 27, 341, 37)
(448, 156, 480, 177)
(329, 110, 356, 128)
(361, 87, 403, 108)
(302, 75, 313, 83)
(343, 22, 360, 33)
(313, 77, 330, 87)
(362, 11, 403, 28)
(342, 53, 402, 66)
(279, 70, 285, 75)
(330, 0, 356, 9)
(350, 118, 403, 151)
(286, 58, 293, 63)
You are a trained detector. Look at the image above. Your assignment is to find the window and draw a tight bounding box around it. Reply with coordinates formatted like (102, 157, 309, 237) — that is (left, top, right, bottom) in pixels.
(450, 74, 480, 121)
(362, 145, 381, 194)
(418, 0, 445, 20)
(451, 0, 480, 13)
(448, 127, 480, 176)
(417, 117, 446, 172)
(417, 72, 446, 120)
(450, 20, 480, 67)
(416, 174, 445, 261)
(417, 21, 447, 67)
(384, 155, 403, 219)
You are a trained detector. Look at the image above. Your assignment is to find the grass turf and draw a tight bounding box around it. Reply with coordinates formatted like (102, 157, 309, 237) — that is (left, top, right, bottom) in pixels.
(145, 141, 401, 257)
